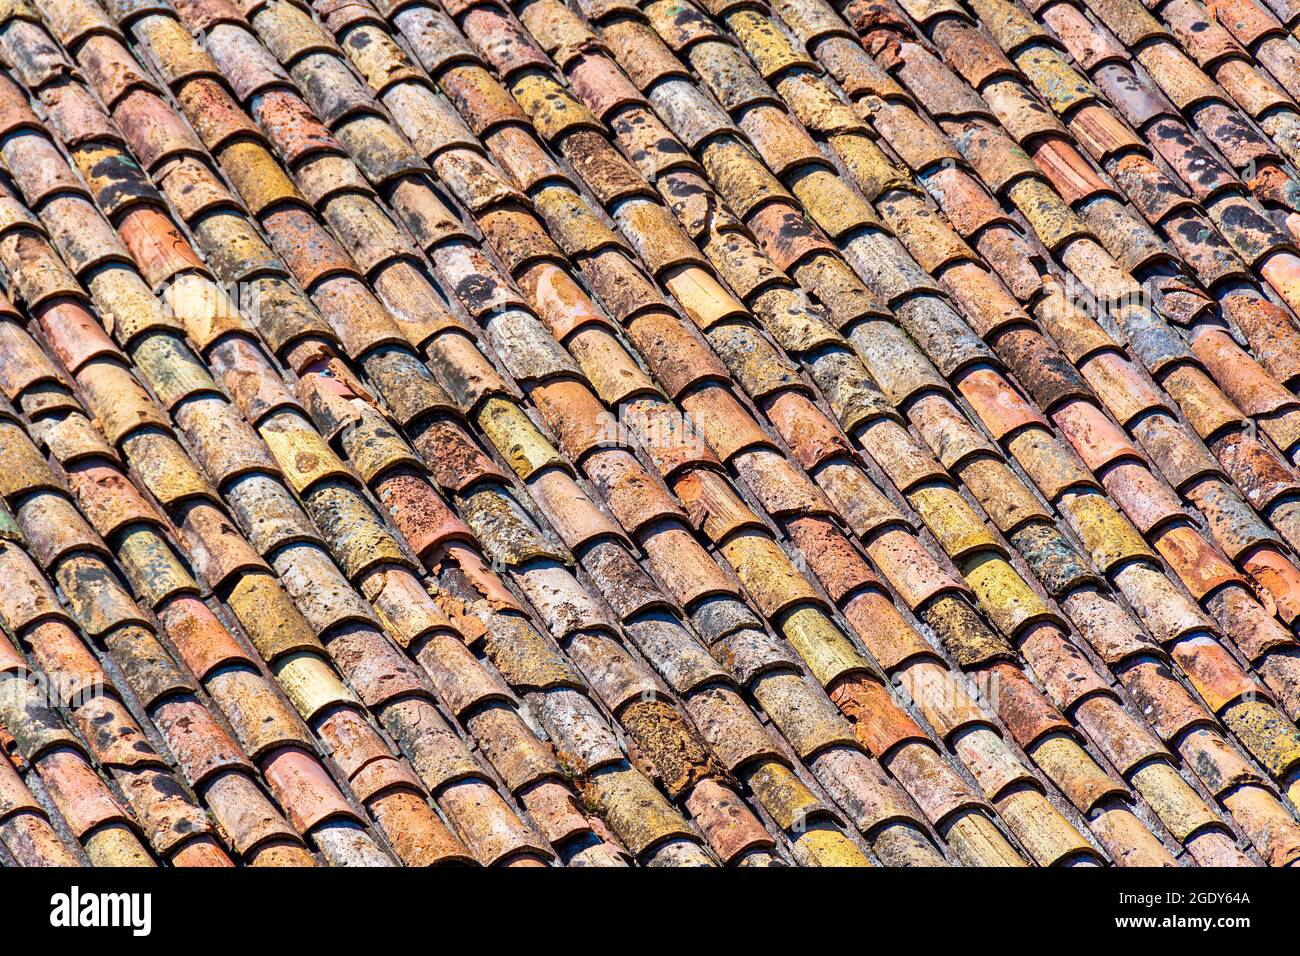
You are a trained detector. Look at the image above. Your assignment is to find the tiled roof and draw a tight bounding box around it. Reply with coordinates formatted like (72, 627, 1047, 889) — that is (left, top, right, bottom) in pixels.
(1, 0, 1300, 868)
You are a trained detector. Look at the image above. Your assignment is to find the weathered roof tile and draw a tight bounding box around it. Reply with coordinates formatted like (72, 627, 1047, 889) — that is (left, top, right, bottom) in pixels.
(1, 0, 1299, 869)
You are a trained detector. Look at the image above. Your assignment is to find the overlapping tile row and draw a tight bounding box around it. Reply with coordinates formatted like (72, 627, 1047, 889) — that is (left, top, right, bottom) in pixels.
(0, 487, 182, 866)
(0, 90, 444, 866)
(0, 230, 479, 868)
(418, 0, 1300, 863)
(0, 0, 1297, 867)
(800, 0, 1300, 832)
(771, 0, 1300, 668)
(371, 0, 1300, 858)
(483, 0, 1284, 863)
(291, 0, 1125, 864)
(767, 0, 1300, 854)
(17, 0, 1024, 863)
(0, 0, 633, 867)
(969, 0, 1300, 573)
(913, 0, 1300, 470)
(153, 0, 974, 866)
(1207, 0, 1300, 115)
(400, 0, 1300, 858)
(0, 338, 317, 865)
(192, 0, 1279, 863)
(790, 0, 1300, 853)
(424, 0, 1224, 864)
(225, 0, 1115, 866)
(861, 0, 1300, 662)
(868, 0, 1300, 638)
(0, 0, 1258, 863)
(0, 492, 231, 867)
(612, 0, 1300, 779)
(681, 0, 1300, 853)
(4, 0, 852, 867)
(82, 0, 840, 866)
(0, 701, 86, 865)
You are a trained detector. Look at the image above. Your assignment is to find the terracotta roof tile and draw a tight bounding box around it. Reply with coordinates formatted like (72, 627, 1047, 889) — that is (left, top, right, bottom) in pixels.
(0, 0, 1298, 867)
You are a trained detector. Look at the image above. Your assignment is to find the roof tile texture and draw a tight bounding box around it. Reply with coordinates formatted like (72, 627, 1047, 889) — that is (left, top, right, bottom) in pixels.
(0, 0, 1299, 866)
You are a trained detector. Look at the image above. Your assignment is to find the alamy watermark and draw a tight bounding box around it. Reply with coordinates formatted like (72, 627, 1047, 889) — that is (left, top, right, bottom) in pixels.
(49, 886, 152, 936)
(2, 667, 106, 711)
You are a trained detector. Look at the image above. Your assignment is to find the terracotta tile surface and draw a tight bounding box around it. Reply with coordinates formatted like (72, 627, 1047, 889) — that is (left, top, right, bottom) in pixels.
(1, 0, 1300, 867)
